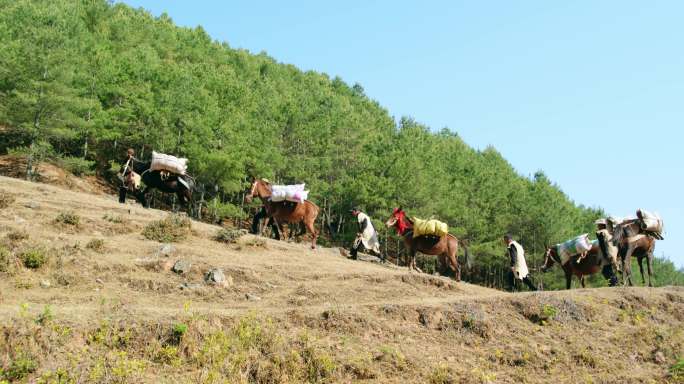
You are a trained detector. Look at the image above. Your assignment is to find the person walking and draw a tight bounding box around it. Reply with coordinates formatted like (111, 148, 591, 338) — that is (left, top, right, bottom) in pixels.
(350, 208, 382, 260)
(504, 234, 537, 291)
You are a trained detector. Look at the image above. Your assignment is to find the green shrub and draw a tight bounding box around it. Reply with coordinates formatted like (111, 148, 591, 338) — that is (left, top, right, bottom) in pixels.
(142, 215, 191, 243)
(671, 358, 684, 380)
(2, 353, 37, 381)
(57, 156, 95, 176)
(55, 211, 80, 226)
(20, 248, 47, 269)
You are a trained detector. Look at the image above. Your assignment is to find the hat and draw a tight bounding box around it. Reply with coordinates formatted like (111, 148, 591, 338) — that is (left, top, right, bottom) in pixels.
(261, 178, 271, 184)
(349, 208, 360, 213)
(594, 218, 607, 225)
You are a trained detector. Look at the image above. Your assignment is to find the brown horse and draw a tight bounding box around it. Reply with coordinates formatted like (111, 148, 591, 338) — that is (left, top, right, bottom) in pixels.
(542, 242, 619, 289)
(244, 178, 319, 249)
(612, 220, 656, 287)
(385, 207, 465, 281)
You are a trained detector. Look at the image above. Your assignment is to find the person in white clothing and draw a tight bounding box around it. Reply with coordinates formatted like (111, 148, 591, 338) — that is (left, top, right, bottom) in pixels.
(350, 208, 382, 260)
(504, 234, 537, 292)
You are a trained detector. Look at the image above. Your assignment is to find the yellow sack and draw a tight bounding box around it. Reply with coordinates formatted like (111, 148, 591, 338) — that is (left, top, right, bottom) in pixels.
(412, 217, 448, 237)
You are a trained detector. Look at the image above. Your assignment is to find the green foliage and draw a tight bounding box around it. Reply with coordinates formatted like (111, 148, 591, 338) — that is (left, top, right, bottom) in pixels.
(142, 215, 191, 242)
(57, 156, 95, 176)
(670, 358, 684, 380)
(20, 248, 47, 269)
(2, 353, 37, 381)
(55, 211, 80, 226)
(36, 305, 54, 325)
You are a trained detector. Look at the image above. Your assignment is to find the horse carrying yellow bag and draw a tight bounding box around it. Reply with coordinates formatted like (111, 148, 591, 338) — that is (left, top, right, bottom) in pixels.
(412, 217, 448, 237)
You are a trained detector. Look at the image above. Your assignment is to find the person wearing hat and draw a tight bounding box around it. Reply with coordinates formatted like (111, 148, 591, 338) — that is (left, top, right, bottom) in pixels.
(504, 234, 537, 292)
(349, 208, 381, 260)
(596, 218, 619, 272)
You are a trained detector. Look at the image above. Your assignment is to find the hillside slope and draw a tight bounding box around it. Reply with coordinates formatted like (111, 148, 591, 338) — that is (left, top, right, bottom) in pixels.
(0, 176, 682, 383)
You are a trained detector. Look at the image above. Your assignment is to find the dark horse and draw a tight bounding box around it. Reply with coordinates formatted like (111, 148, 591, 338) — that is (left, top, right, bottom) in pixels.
(385, 207, 466, 281)
(119, 157, 195, 213)
(542, 242, 618, 289)
(244, 178, 319, 249)
(612, 220, 656, 287)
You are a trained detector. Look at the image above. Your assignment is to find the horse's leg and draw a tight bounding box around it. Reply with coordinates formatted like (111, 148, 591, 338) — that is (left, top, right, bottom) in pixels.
(565, 270, 572, 290)
(447, 244, 460, 282)
(637, 256, 646, 286)
(304, 217, 317, 249)
(622, 244, 636, 286)
(646, 252, 654, 287)
(580, 275, 586, 288)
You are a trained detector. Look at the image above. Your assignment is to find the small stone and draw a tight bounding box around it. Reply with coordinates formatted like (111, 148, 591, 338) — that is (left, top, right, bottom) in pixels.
(24, 201, 40, 209)
(172, 260, 192, 274)
(157, 243, 175, 257)
(653, 351, 666, 364)
(246, 293, 261, 301)
(40, 280, 51, 289)
(95, 278, 104, 285)
(204, 268, 231, 287)
(14, 216, 26, 224)
(179, 282, 202, 290)
(265, 282, 277, 289)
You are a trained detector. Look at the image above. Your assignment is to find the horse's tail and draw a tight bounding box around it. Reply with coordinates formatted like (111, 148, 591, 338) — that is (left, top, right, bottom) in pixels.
(461, 238, 471, 270)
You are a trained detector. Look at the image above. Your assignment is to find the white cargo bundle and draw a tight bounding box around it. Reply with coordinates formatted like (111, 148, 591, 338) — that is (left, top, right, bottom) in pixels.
(150, 151, 188, 175)
(270, 184, 309, 203)
(557, 233, 593, 264)
(637, 209, 663, 233)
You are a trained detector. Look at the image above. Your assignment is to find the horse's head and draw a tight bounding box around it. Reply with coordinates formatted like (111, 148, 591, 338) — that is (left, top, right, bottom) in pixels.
(541, 245, 560, 272)
(386, 207, 411, 235)
(244, 178, 271, 204)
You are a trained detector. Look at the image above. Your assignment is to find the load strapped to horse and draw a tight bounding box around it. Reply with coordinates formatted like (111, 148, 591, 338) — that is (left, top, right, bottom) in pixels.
(119, 149, 195, 213)
(411, 217, 449, 238)
(556, 234, 593, 264)
(636, 209, 664, 240)
(269, 183, 310, 204)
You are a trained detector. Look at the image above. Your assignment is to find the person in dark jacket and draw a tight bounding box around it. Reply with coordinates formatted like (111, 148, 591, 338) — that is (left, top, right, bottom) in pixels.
(504, 234, 537, 292)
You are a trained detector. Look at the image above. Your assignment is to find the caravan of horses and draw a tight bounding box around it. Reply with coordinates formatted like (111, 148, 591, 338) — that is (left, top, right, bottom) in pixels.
(118, 150, 664, 289)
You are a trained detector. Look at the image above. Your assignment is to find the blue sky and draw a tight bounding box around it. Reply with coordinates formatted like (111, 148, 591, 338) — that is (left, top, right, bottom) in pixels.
(121, 1, 682, 268)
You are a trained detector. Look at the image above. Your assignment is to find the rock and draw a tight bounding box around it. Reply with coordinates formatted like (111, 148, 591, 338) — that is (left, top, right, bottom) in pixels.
(14, 216, 26, 224)
(24, 201, 40, 209)
(204, 268, 231, 287)
(95, 278, 104, 285)
(653, 351, 666, 365)
(157, 243, 175, 257)
(265, 282, 278, 289)
(172, 260, 192, 274)
(178, 282, 202, 290)
(40, 280, 51, 289)
(245, 293, 261, 301)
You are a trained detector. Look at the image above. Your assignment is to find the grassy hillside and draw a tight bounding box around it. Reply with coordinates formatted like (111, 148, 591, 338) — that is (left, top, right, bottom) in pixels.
(0, 177, 682, 383)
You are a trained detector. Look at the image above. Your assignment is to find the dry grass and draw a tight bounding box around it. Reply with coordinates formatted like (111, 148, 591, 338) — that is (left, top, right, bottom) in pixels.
(0, 175, 681, 383)
(0, 189, 15, 208)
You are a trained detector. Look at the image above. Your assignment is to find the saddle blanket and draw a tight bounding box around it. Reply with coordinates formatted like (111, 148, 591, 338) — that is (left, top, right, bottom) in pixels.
(557, 233, 593, 264)
(150, 151, 188, 175)
(412, 217, 448, 238)
(270, 184, 309, 203)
